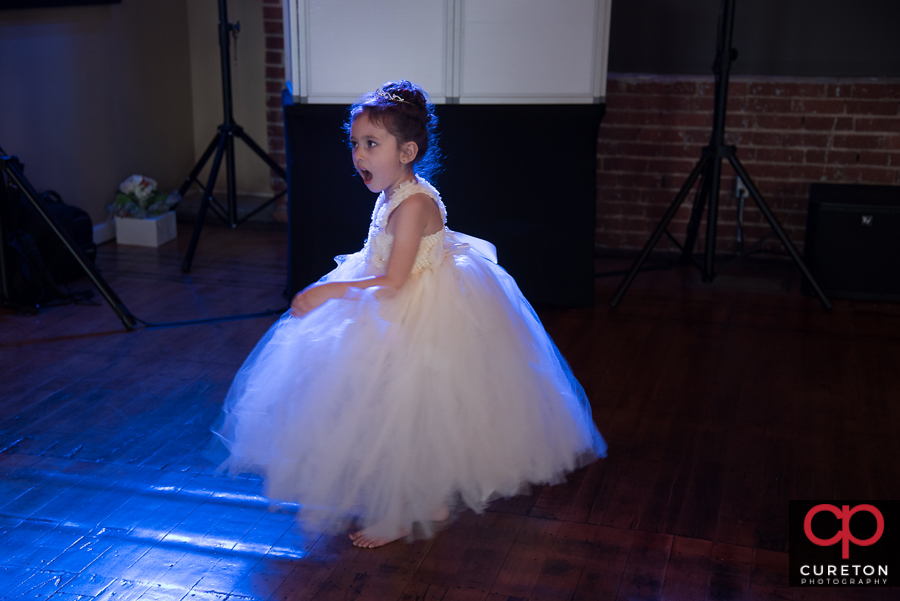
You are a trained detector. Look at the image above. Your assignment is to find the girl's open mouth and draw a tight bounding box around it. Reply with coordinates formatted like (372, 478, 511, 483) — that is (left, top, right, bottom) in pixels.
(359, 168, 373, 183)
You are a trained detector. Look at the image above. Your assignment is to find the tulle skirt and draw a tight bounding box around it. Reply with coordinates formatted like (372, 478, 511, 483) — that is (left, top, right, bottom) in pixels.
(213, 239, 606, 540)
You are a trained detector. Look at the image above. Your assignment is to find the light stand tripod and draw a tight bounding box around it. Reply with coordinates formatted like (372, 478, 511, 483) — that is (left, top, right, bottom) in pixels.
(178, 0, 287, 273)
(0, 148, 136, 330)
(609, 0, 831, 310)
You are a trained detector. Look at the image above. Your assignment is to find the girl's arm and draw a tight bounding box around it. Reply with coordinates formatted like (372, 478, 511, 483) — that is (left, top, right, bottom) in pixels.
(291, 193, 435, 315)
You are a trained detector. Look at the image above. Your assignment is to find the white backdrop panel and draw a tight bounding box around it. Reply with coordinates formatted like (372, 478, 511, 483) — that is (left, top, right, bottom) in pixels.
(286, 0, 610, 103)
(458, 0, 599, 102)
(301, 0, 448, 103)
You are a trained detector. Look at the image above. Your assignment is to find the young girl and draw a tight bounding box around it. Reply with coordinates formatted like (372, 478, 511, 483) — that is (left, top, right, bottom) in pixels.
(214, 80, 607, 548)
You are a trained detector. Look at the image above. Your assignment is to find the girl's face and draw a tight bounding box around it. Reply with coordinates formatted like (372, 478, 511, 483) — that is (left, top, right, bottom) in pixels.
(350, 111, 416, 195)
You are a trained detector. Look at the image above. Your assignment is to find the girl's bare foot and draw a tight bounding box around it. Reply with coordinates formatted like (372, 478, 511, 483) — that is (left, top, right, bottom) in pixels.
(349, 526, 408, 549)
(432, 506, 450, 521)
(349, 508, 449, 548)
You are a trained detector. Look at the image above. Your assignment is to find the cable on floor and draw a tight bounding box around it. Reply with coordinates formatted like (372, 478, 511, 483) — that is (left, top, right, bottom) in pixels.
(133, 307, 288, 329)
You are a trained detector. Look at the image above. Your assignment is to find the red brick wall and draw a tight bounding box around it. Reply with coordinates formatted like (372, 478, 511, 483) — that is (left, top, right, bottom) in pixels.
(257, 17, 900, 243)
(263, 0, 287, 222)
(597, 74, 900, 255)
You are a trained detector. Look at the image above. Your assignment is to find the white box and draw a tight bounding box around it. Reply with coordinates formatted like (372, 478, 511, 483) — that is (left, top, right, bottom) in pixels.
(115, 212, 178, 247)
(93, 220, 116, 245)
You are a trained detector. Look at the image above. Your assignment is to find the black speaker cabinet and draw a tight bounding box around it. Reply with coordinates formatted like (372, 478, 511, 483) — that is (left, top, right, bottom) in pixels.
(283, 96, 604, 307)
(803, 183, 900, 301)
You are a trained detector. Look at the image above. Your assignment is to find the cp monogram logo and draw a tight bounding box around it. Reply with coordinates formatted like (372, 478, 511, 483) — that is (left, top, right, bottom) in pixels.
(804, 504, 884, 559)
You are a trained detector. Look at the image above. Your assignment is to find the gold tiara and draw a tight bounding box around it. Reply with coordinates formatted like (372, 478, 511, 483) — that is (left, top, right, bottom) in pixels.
(375, 90, 411, 104)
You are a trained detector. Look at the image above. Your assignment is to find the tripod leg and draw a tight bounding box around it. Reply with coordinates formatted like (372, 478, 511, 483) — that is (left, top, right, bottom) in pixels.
(236, 189, 287, 225)
(703, 154, 725, 282)
(610, 153, 711, 307)
(236, 129, 288, 179)
(2, 157, 137, 329)
(228, 129, 290, 226)
(178, 133, 221, 199)
(0, 177, 12, 302)
(224, 131, 238, 227)
(182, 133, 227, 273)
(682, 160, 713, 261)
(726, 155, 832, 310)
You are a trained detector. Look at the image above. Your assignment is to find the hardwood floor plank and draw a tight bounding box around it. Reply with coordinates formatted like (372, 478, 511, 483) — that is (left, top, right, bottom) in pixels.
(411, 511, 490, 591)
(572, 525, 633, 601)
(353, 535, 437, 601)
(659, 536, 712, 601)
(753, 439, 793, 553)
(3, 232, 900, 601)
(655, 322, 726, 420)
(92, 579, 155, 601)
(597, 456, 657, 530)
(203, 519, 310, 598)
(563, 459, 612, 524)
(235, 510, 298, 559)
(0, 348, 96, 404)
(528, 468, 587, 521)
(616, 529, 672, 601)
(398, 580, 448, 601)
(309, 540, 393, 601)
(791, 433, 833, 503)
(490, 517, 561, 598)
(111, 366, 236, 469)
(529, 521, 596, 601)
(747, 548, 790, 601)
(636, 422, 695, 535)
(443, 512, 523, 598)
(486, 487, 543, 517)
(0, 363, 124, 449)
(267, 529, 353, 600)
(7, 570, 80, 599)
(705, 543, 751, 601)
(704, 329, 750, 433)
(714, 430, 765, 548)
(152, 548, 226, 594)
(791, 587, 837, 601)
(673, 429, 729, 541)
(5, 523, 84, 570)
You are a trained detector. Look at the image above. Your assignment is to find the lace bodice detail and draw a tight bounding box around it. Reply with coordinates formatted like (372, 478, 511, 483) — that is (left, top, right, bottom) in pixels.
(364, 177, 447, 275)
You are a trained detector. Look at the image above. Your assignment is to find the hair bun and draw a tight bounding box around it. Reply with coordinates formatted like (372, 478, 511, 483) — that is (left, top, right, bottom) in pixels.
(384, 80, 427, 111)
(346, 79, 441, 180)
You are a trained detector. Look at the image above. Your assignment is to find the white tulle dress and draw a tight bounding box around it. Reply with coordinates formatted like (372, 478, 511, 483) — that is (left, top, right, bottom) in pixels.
(214, 176, 607, 540)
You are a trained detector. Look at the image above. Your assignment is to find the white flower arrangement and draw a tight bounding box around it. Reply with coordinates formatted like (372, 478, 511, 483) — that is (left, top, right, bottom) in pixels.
(112, 174, 180, 219)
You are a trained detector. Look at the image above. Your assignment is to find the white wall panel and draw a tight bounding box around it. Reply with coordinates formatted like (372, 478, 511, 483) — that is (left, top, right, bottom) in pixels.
(296, 0, 449, 103)
(286, 0, 611, 104)
(458, 0, 598, 102)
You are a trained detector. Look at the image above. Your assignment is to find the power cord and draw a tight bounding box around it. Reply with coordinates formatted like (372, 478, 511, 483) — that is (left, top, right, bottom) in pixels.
(132, 307, 288, 329)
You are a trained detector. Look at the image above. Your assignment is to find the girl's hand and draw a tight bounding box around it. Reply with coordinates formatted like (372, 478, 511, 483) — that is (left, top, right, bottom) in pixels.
(291, 282, 347, 316)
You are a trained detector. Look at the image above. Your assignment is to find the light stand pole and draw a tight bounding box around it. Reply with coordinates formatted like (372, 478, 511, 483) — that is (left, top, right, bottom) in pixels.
(178, 0, 288, 273)
(609, 0, 831, 310)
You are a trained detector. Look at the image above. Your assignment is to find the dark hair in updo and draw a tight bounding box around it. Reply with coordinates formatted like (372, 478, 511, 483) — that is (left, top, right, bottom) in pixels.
(345, 80, 441, 180)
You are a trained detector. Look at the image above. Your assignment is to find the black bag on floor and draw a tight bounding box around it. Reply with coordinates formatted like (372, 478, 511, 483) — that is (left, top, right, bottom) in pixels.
(1, 163, 94, 312)
(1, 182, 64, 311)
(4, 229, 66, 312)
(18, 190, 97, 283)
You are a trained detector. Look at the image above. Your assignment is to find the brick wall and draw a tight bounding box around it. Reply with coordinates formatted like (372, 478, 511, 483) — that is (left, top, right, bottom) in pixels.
(263, 0, 287, 222)
(597, 74, 900, 255)
(257, 17, 900, 245)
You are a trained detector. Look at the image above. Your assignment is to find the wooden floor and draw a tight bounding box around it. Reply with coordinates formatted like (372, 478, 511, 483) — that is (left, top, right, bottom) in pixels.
(2, 223, 899, 601)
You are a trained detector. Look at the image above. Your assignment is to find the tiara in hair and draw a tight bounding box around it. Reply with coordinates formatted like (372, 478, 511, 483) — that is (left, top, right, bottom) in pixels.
(375, 90, 411, 105)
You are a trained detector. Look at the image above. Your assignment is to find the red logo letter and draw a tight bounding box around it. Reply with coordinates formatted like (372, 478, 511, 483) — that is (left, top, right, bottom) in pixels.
(804, 504, 884, 559)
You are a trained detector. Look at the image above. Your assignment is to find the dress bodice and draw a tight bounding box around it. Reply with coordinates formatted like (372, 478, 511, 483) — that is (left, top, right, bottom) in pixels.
(364, 177, 447, 275)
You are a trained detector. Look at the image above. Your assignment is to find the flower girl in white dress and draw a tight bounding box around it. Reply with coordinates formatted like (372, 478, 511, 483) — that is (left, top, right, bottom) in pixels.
(214, 80, 607, 548)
